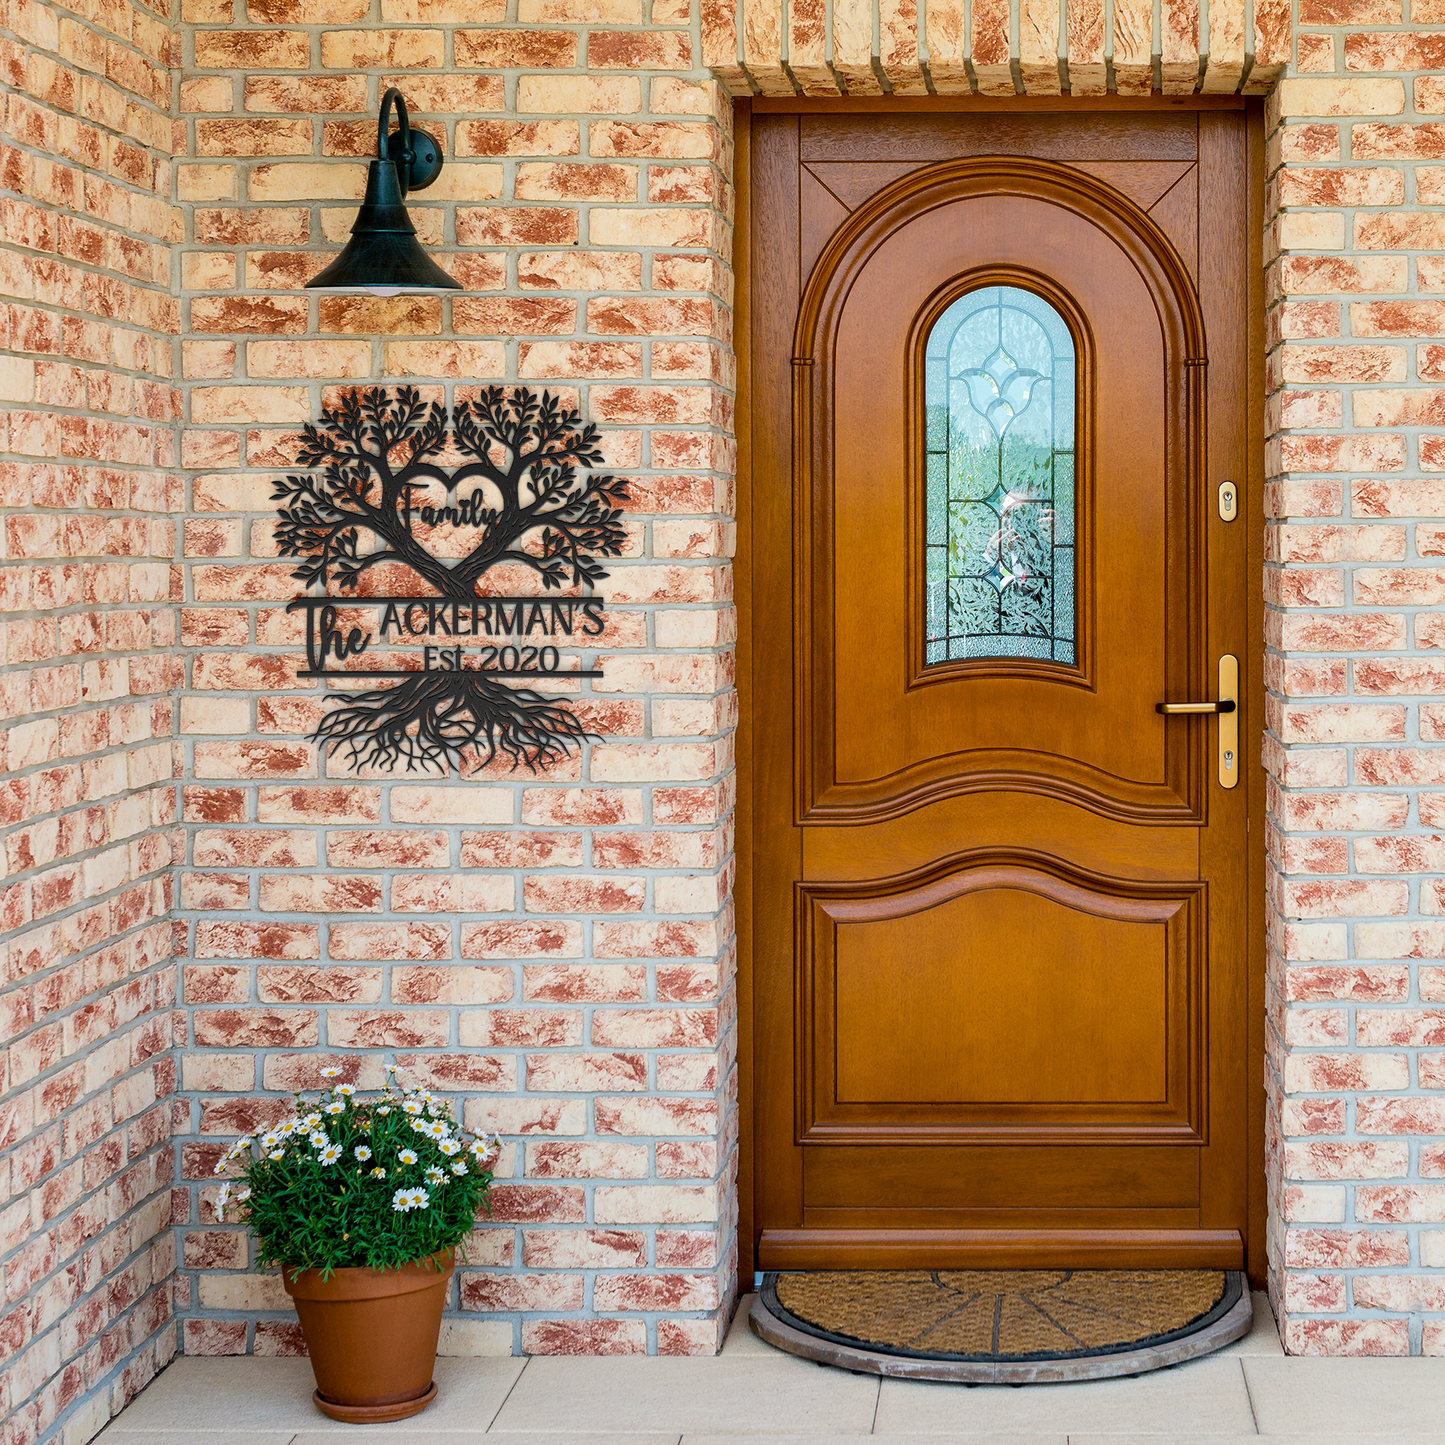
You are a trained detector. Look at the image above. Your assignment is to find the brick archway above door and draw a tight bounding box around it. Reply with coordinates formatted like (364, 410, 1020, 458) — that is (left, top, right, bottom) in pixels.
(700, 0, 1289, 98)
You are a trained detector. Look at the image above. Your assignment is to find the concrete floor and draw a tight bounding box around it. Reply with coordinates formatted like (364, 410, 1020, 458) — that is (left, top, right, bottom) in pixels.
(96, 1293, 1445, 1442)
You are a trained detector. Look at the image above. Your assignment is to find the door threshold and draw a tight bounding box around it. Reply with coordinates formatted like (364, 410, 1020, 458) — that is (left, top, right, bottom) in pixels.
(757, 1228, 1245, 1270)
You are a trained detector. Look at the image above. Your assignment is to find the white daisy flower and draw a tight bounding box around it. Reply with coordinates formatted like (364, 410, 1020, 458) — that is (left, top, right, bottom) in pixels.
(277, 1120, 297, 1136)
(259, 1132, 279, 1150)
(212, 1159, 226, 1176)
(216, 1183, 231, 1217)
(422, 1121, 448, 1140)
(354, 1145, 372, 1162)
(438, 1139, 461, 1156)
(335, 1084, 356, 1097)
(402, 1100, 424, 1116)
(309, 1131, 328, 1149)
(324, 1101, 345, 1116)
(376, 1106, 392, 1116)
(391, 1187, 419, 1213)
(425, 1166, 445, 1185)
(302, 1113, 322, 1129)
(370, 1166, 387, 1179)
(398, 1148, 418, 1166)
(268, 1150, 285, 1161)
(321, 1067, 341, 1079)
(450, 1161, 469, 1176)
(320, 1144, 343, 1164)
(235, 1186, 251, 1203)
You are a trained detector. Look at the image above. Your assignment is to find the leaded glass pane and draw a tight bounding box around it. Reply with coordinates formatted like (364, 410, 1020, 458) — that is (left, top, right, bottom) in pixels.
(923, 286, 1077, 666)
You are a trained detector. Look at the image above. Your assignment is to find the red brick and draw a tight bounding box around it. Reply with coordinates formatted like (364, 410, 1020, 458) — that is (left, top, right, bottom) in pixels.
(460, 1009, 581, 1046)
(256, 966, 382, 1004)
(192, 1010, 318, 1048)
(194, 922, 318, 960)
(455, 29, 577, 66)
(326, 831, 449, 868)
(593, 1273, 717, 1312)
(329, 923, 448, 961)
(523, 965, 647, 1002)
(327, 1011, 450, 1048)
(461, 1273, 583, 1312)
(462, 922, 583, 960)
(522, 1318, 646, 1354)
(486, 1185, 587, 1224)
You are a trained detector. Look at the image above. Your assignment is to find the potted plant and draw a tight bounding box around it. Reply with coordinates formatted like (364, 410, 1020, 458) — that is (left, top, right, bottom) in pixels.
(214, 1066, 501, 1423)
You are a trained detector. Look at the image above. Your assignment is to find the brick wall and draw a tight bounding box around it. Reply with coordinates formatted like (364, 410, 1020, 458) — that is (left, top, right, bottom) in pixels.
(0, 0, 183, 1437)
(1263, 15, 1445, 1357)
(19, 0, 1445, 1411)
(170, 3, 740, 1360)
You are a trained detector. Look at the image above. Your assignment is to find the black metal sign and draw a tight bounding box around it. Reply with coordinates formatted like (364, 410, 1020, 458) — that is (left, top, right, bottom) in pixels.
(272, 385, 628, 773)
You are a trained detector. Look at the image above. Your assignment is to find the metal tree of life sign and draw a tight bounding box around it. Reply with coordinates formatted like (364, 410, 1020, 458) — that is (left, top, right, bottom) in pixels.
(273, 385, 628, 772)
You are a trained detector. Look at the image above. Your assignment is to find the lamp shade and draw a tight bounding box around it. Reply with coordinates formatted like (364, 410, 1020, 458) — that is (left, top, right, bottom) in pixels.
(306, 89, 460, 297)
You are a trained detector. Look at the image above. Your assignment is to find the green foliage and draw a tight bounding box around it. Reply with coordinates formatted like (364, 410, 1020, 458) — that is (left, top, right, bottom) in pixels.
(214, 1068, 500, 1277)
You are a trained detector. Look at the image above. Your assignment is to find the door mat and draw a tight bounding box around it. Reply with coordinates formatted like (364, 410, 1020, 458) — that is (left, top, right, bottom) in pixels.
(750, 1269, 1251, 1383)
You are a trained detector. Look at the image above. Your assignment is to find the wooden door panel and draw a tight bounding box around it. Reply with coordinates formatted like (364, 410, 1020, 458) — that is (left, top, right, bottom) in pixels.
(798, 112, 1200, 164)
(1066, 161, 1194, 209)
(834, 889, 1170, 1104)
(796, 162, 1208, 828)
(800, 792, 1199, 882)
(1150, 168, 1201, 281)
(799, 859, 1204, 1146)
(807, 160, 1197, 216)
(835, 892, 1170, 1106)
(797, 159, 1204, 319)
(804, 1145, 1200, 1211)
(799, 167, 850, 287)
(751, 108, 1258, 1273)
(804, 161, 926, 210)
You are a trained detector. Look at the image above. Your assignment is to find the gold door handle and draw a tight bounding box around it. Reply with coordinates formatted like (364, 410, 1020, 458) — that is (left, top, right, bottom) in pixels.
(1155, 656, 1239, 789)
(1217, 654, 1239, 789)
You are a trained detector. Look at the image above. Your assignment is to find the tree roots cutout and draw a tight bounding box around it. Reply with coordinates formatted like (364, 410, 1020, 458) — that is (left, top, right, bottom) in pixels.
(311, 671, 592, 774)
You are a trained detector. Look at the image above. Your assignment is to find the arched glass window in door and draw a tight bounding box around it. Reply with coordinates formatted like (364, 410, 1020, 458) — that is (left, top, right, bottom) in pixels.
(924, 285, 1076, 666)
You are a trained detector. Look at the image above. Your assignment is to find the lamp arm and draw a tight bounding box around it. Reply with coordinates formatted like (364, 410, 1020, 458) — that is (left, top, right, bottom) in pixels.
(376, 87, 412, 196)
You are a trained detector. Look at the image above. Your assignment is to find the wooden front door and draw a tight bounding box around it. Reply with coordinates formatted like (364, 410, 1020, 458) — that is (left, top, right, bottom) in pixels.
(747, 106, 1262, 1274)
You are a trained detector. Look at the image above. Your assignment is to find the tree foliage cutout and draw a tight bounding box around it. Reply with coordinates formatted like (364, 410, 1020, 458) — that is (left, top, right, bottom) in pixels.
(271, 385, 630, 774)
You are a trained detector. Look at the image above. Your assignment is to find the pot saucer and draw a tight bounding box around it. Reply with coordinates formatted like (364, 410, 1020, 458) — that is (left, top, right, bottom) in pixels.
(313, 1380, 437, 1422)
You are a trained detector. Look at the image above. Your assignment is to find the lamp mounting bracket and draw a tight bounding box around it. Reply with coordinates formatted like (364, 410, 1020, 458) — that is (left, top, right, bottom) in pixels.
(377, 86, 443, 195)
(390, 126, 442, 193)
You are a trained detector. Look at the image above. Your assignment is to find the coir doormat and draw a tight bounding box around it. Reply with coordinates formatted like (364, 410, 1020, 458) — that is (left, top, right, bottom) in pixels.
(752, 1269, 1251, 1383)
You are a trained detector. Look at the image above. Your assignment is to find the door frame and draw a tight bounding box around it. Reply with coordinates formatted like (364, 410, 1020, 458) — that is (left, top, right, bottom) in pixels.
(732, 95, 1268, 1286)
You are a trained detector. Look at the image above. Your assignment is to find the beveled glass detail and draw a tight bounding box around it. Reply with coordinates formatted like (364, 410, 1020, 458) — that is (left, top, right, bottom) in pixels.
(924, 286, 1077, 666)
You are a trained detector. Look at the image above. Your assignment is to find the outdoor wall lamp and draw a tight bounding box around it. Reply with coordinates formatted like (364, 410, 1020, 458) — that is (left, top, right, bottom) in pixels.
(307, 87, 460, 297)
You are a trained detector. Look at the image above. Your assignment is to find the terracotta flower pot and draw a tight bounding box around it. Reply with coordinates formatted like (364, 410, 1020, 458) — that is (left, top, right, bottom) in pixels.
(283, 1251, 454, 1423)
